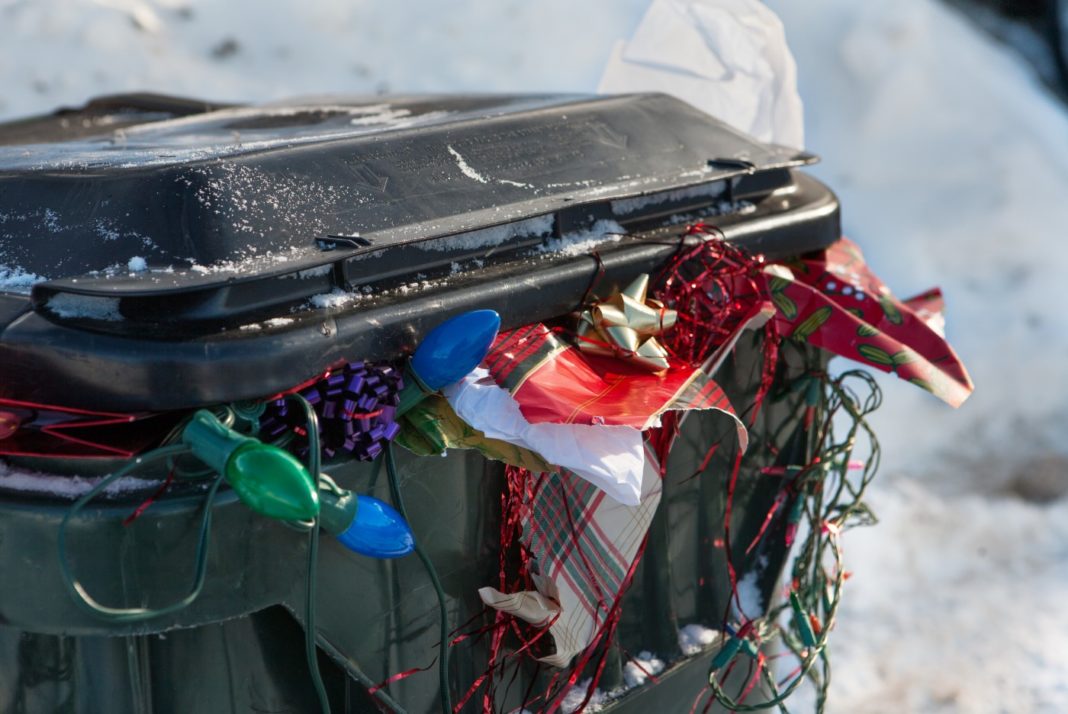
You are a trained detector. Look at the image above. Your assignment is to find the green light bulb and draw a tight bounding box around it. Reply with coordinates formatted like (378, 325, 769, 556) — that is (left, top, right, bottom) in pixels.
(183, 410, 319, 521)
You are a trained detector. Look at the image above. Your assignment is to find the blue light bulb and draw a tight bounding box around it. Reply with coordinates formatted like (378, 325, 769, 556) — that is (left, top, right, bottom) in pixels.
(319, 489, 414, 559)
(410, 309, 501, 390)
(336, 495, 415, 559)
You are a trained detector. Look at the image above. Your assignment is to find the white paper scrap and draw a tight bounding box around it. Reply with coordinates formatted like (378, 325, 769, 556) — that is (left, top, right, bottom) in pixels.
(598, 0, 805, 149)
(443, 368, 646, 506)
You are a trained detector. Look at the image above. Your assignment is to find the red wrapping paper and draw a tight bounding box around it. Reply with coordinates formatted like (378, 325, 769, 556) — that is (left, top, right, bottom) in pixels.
(484, 324, 738, 431)
(768, 238, 973, 407)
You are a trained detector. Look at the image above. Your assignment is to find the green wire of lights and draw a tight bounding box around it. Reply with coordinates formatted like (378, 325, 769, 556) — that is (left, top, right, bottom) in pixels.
(704, 369, 882, 713)
(292, 394, 409, 714)
(56, 402, 331, 712)
(286, 393, 331, 714)
(385, 442, 453, 714)
(57, 443, 225, 622)
(55, 399, 416, 714)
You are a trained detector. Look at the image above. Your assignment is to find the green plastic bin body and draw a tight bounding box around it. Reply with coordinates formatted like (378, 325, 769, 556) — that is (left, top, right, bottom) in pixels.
(0, 93, 838, 713)
(0, 335, 823, 713)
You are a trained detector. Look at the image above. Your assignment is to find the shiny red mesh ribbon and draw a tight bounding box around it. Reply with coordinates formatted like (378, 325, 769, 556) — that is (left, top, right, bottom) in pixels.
(652, 224, 771, 365)
(450, 465, 548, 713)
(0, 397, 160, 459)
(651, 224, 780, 423)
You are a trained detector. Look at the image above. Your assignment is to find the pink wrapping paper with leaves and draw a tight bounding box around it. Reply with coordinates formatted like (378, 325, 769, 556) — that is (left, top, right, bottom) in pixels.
(767, 238, 973, 407)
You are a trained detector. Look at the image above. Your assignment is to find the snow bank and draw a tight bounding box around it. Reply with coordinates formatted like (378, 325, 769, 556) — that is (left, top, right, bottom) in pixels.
(0, 0, 650, 121)
(789, 479, 1068, 713)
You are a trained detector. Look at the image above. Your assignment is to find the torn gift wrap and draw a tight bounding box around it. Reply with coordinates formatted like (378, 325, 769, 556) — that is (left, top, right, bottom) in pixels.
(444, 272, 759, 504)
(485, 323, 745, 435)
(453, 303, 752, 504)
(477, 441, 665, 668)
(768, 238, 974, 407)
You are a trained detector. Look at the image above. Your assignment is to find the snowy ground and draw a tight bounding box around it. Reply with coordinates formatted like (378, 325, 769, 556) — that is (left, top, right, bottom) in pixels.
(3, 0, 1068, 711)
(0, 0, 650, 119)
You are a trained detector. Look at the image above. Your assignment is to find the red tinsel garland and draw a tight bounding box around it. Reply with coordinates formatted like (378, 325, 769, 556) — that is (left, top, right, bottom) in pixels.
(457, 226, 780, 713)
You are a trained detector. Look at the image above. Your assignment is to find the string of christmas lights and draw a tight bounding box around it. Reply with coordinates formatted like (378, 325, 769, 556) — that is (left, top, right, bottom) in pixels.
(703, 369, 881, 712)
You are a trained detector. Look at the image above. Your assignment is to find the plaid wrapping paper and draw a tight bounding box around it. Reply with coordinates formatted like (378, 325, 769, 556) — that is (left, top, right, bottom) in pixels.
(477, 315, 756, 666)
(479, 440, 664, 667)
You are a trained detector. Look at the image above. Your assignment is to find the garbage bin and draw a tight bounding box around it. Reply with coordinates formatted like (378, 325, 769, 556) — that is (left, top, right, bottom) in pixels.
(0, 93, 840, 713)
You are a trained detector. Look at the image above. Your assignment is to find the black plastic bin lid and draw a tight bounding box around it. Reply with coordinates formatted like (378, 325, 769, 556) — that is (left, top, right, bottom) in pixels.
(0, 93, 839, 411)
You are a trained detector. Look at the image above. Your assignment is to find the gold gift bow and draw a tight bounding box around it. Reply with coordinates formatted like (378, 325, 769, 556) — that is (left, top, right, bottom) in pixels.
(575, 273, 678, 372)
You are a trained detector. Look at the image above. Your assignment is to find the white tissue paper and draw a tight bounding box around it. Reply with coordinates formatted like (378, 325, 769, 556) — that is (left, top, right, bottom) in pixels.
(443, 368, 646, 506)
(598, 0, 805, 149)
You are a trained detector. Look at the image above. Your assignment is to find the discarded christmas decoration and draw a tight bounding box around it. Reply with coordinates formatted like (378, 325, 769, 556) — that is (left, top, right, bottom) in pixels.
(0, 93, 974, 714)
(764, 238, 973, 407)
(485, 322, 749, 435)
(575, 273, 678, 372)
(0, 397, 167, 459)
(442, 365, 652, 505)
(317, 485, 415, 559)
(182, 409, 320, 521)
(261, 361, 404, 462)
(394, 393, 556, 473)
(396, 309, 502, 415)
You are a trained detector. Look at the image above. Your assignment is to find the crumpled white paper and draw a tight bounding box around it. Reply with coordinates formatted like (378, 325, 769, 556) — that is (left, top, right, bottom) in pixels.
(478, 571, 561, 629)
(598, 0, 804, 149)
(443, 368, 646, 506)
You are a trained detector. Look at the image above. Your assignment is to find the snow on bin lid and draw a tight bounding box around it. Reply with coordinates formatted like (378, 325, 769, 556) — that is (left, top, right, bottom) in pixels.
(0, 92, 813, 298)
